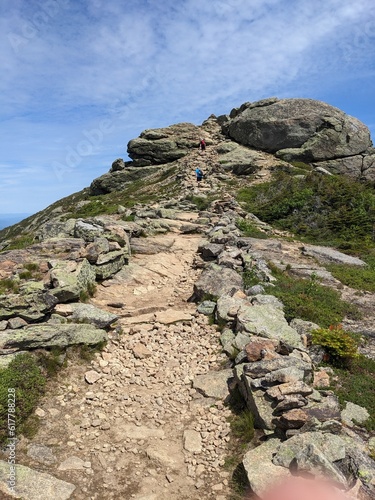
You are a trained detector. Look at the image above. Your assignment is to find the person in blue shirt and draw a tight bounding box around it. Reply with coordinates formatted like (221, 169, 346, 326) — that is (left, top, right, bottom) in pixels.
(195, 168, 203, 183)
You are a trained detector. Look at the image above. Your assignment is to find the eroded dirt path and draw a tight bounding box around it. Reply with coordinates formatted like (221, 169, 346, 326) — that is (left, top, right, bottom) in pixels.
(16, 231, 234, 500)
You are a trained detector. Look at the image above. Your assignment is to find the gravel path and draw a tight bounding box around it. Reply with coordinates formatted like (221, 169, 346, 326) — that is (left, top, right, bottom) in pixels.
(16, 231, 235, 499)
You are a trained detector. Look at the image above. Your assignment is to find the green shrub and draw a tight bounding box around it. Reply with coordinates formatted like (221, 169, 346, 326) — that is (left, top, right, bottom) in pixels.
(242, 268, 260, 289)
(0, 354, 46, 444)
(265, 265, 360, 327)
(237, 173, 375, 250)
(290, 161, 312, 171)
(79, 282, 97, 302)
(122, 214, 135, 222)
(36, 349, 66, 377)
(0, 279, 19, 294)
(236, 219, 268, 239)
(312, 325, 359, 366)
(186, 195, 212, 211)
(19, 271, 32, 280)
(77, 341, 107, 362)
(23, 262, 39, 272)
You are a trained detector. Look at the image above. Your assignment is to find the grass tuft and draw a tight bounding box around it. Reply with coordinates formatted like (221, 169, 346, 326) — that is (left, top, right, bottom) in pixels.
(0, 354, 46, 445)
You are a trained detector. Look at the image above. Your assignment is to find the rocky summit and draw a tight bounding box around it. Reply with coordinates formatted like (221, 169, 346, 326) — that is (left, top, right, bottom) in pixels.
(0, 97, 374, 500)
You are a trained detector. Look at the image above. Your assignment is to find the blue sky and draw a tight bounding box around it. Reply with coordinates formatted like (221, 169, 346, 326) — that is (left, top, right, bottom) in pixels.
(1, 0, 375, 214)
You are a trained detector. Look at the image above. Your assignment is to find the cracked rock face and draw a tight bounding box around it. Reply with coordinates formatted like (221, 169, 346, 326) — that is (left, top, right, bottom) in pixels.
(127, 122, 202, 166)
(226, 98, 372, 162)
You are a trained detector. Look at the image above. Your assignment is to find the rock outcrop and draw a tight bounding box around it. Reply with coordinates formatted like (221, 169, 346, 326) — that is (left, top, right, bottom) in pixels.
(127, 122, 202, 166)
(226, 97, 372, 161)
(221, 97, 375, 181)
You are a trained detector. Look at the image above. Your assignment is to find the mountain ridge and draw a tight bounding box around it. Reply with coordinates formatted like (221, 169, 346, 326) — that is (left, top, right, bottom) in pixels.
(0, 97, 374, 499)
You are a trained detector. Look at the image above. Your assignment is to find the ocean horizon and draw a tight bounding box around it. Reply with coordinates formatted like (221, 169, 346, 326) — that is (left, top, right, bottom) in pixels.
(0, 213, 31, 231)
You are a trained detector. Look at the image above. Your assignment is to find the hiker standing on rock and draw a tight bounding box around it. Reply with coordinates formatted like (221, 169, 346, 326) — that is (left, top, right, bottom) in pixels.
(195, 167, 203, 184)
(199, 138, 206, 151)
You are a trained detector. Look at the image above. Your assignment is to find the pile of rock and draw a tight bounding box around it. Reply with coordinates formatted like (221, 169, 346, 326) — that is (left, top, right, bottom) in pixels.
(0, 217, 131, 364)
(193, 198, 375, 499)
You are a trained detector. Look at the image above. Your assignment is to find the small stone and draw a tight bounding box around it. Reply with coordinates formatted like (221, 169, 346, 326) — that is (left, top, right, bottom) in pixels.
(85, 370, 101, 384)
(132, 344, 152, 359)
(35, 407, 46, 418)
(313, 368, 331, 388)
(341, 402, 370, 427)
(107, 302, 124, 308)
(49, 408, 61, 417)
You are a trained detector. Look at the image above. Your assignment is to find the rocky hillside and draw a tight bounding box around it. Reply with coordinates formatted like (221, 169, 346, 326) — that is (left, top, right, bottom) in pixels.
(0, 97, 374, 499)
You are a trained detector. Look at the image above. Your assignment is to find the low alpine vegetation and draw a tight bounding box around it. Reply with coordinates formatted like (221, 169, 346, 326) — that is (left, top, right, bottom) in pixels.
(236, 219, 268, 239)
(311, 324, 359, 367)
(237, 172, 375, 252)
(264, 265, 360, 327)
(0, 354, 46, 444)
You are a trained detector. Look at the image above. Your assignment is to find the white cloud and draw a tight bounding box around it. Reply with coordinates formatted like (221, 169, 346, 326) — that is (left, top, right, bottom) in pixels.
(0, 0, 374, 212)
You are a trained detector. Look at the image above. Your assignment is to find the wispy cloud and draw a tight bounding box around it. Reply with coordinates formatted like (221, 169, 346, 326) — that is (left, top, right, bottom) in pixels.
(0, 0, 374, 212)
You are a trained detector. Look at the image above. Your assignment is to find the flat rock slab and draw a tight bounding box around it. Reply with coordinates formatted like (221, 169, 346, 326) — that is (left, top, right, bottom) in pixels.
(0, 460, 75, 499)
(183, 429, 202, 454)
(193, 369, 234, 400)
(58, 456, 91, 471)
(26, 444, 56, 465)
(154, 309, 192, 324)
(63, 303, 118, 328)
(243, 438, 290, 497)
(0, 324, 108, 350)
(146, 440, 185, 470)
(111, 423, 165, 441)
(237, 303, 303, 349)
(130, 238, 175, 255)
(302, 245, 367, 266)
(273, 431, 346, 467)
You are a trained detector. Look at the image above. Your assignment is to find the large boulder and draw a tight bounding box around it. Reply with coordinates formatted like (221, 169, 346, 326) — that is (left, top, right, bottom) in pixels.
(127, 122, 201, 165)
(93, 250, 127, 280)
(49, 258, 96, 303)
(236, 303, 304, 349)
(242, 438, 290, 497)
(193, 264, 243, 301)
(0, 460, 76, 499)
(226, 98, 372, 162)
(0, 290, 58, 322)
